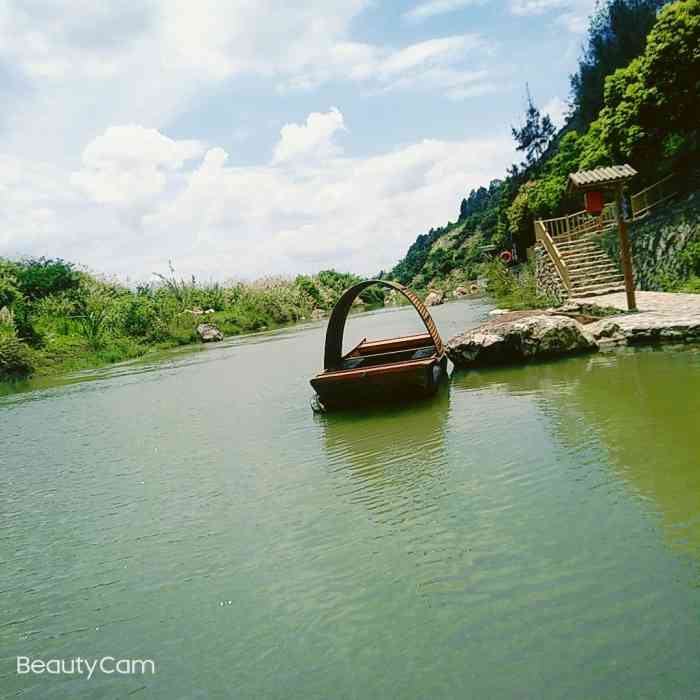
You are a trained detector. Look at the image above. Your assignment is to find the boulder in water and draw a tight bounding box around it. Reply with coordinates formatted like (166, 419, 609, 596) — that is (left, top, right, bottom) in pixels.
(447, 313, 597, 368)
(197, 323, 224, 342)
(425, 290, 445, 306)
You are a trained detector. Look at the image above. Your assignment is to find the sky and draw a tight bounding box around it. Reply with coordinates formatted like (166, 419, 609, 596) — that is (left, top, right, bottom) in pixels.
(0, 0, 596, 283)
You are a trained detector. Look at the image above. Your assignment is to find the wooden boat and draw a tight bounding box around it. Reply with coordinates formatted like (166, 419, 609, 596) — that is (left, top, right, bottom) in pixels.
(310, 280, 447, 410)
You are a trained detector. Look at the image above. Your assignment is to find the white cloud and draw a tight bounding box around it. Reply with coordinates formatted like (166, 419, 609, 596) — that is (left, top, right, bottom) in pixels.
(275, 34, 495, 98)
(0, 1, 154, 79)
(0, 1, 497, 164)
(509, 0, 596, 32)
(273, 108, 345, 164)
(543, 96, 569, 129)
(0, 1, 373, 161)
(403, 0, 485, 22)
(510, 0, 567, 15)
(71, 126, 205, 205)
(1, 111, 515, 281)
(0, 153, 130, 269)
(555, 6, 593, 33)
(378, 36, 481, 77)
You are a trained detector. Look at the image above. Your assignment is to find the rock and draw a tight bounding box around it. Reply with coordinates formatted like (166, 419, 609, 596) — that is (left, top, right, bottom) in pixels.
(555, 302, 584, 314)
(454, 286, 468, 297)
(311, 309, 326, 320)
(447, 313, 597, 368)
(425, 290, 445, 306)
(589, 320, 627, 346)
(489, 309, 509, 316)
(197, 323, 224, 342)
(553, 301, 621, 318)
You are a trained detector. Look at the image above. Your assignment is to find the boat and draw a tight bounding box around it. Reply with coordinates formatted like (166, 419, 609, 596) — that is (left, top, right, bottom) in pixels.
(310, 280, 448, 410)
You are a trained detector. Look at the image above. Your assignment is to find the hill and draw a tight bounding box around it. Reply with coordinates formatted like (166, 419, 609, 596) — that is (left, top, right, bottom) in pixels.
(389, 0, 698, 292)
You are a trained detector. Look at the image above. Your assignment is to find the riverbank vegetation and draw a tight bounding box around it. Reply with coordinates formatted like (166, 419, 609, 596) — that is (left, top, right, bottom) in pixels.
(0, 259, 384, 381)
(390, 0, 700, 294)
(480, 260, 556, 310)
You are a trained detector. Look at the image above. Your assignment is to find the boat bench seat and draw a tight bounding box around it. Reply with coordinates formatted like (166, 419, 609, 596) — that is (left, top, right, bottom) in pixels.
(341, 345, 435, 370)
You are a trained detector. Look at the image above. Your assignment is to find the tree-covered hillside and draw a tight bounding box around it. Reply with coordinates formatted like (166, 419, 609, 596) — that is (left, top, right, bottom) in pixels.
(390, 0, 699, 289)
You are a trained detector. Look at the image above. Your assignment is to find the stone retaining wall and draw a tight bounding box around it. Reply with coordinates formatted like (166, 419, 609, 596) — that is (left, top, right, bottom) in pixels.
(597, 192, 699, 290)
(534, 243, 567, 303)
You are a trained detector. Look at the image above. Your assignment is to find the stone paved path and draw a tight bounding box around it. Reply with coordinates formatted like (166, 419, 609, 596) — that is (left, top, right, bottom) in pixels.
(571, 291, 700, 344)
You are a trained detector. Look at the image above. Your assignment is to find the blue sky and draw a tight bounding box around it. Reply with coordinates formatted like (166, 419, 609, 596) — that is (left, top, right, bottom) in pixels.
(0, 0, 594, 281)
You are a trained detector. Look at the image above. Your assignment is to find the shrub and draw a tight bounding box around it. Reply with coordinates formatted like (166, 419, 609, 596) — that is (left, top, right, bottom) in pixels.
(73, 287, 116, 350)
(194, 283, 226, 312)
(295, 275, 323, 307)
(113, 294, 167, 340)
(31, 291, 83, 336)
(680, 276, 700, 293)
(358, 285, 385, 306)
(13, 258, 80, 300)
(0, 276, 20, 308)
(0, 330, 35, 379)
(680, 241, 700, 275)
(11, 298, 42, 346)
(481, 259, 556, 310)
(165, 314, 200, 345)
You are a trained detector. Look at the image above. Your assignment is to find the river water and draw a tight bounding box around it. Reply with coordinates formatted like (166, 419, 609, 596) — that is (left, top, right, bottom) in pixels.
(2, 298, 700, 699)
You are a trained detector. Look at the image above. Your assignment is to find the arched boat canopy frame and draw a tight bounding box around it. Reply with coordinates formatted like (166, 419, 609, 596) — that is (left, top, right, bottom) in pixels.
(323, 280, 444, 371)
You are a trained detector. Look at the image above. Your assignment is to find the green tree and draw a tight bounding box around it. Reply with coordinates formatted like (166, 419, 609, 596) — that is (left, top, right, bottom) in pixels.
(511, 87, 556, 168)
(570, 0, 667, 127)
(597, 0, 700, 170)
(13, 258, 81, 301)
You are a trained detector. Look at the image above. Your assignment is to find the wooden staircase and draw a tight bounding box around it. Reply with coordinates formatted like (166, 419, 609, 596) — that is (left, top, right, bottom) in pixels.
(534, 172, 685, 299)
(554, 235, 625, 297)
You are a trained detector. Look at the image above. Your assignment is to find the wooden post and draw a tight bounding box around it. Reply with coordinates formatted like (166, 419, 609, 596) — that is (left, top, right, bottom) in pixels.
(615, 184, 637, 311)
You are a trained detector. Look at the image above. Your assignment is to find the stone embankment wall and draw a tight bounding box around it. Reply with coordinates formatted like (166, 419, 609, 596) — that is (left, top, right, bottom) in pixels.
(597, 192, 700, 289)
(534, 243, 567, 303)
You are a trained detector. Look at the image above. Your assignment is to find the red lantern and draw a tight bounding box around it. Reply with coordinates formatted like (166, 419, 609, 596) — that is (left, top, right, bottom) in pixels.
(584, 190, 604, 214)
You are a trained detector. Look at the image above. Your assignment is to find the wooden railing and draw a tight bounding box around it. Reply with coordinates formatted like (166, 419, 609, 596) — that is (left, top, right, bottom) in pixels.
(534, 219, 571, 291)
(631, 173, 678, 219)
(539, 203, 617, 242)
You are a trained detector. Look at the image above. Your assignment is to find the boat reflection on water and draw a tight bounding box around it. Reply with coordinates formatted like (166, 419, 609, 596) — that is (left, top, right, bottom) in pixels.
(451, 347, 700, 559)
(317, 382, 451, 522)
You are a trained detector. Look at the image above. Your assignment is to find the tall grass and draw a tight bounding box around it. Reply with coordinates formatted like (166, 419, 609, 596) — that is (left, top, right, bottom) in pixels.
(481, 259, 558, 310)
(0, 260, 379, 380)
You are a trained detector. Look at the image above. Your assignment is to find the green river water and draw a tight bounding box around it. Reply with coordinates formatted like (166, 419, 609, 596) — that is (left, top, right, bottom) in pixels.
(2, 298, 700, 699)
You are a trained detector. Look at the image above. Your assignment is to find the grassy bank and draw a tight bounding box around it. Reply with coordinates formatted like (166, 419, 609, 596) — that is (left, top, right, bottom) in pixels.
(0, 259, 384, 382)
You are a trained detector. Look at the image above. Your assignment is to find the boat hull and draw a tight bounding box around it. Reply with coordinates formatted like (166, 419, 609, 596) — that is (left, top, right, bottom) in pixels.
(311, 355, 447, 409)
